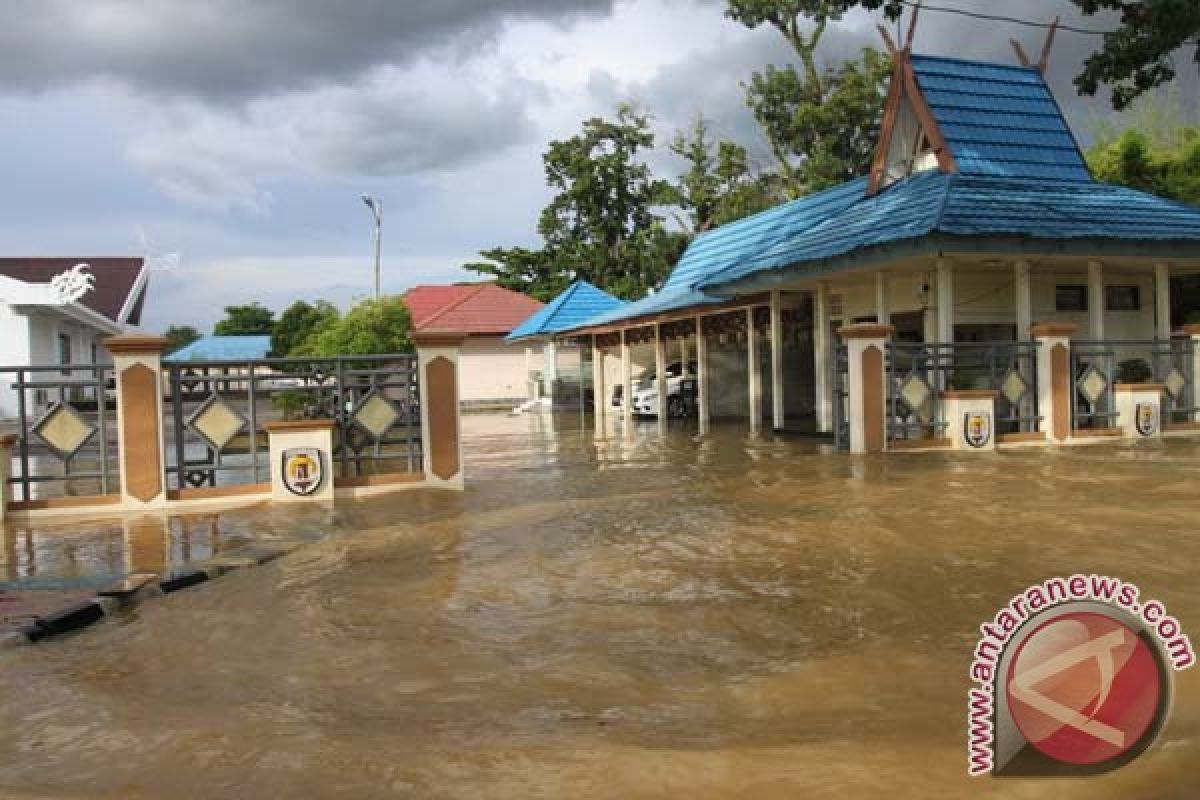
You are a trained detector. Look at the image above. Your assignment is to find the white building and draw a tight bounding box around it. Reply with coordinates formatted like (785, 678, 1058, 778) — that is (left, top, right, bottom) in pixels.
(0, 258, 148, 418)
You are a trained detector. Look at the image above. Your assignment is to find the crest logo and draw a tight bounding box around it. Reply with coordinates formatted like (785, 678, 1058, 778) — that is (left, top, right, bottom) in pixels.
(964, 411, 992, 448)
(282, 447, 324, 496)
(1135, 402, 1158, 437)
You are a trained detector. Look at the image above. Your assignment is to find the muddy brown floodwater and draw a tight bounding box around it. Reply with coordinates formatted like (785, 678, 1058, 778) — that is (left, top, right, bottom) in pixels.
(1, 413, 1199, 798)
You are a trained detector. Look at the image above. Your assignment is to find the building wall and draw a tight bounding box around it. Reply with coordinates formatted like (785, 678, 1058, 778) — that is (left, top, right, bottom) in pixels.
(459, 335, 542, 408)
(825, 266, 1157, 343)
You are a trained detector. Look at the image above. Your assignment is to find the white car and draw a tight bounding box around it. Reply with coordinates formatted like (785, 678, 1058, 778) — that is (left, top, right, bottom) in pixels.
(631, 360, 697, 418)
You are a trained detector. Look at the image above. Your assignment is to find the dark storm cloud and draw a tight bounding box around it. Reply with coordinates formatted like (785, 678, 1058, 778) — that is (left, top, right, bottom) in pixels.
(0, 0, 614, 100)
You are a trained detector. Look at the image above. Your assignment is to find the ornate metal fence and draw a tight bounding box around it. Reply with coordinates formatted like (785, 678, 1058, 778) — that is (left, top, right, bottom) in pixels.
(1150, 339, 1196, 424)
(832, 342, 849, 450)
(1070, 338, 1197, 427)
(885, 341, 1040, 442)
(164, 355, 421, 490)
(0, 363, 117, 501)
(1070, 342, 1118, 430)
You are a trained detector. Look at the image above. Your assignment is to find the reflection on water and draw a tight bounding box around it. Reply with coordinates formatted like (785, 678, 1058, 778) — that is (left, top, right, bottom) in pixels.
(0, 413, 1199, 798)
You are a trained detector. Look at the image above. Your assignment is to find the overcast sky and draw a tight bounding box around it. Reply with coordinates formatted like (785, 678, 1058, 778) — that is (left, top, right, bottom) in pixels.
(0, 0, 1174, 332)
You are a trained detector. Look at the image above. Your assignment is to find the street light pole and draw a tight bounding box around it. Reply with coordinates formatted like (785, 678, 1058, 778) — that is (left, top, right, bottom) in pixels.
(361, 194, 382, 300)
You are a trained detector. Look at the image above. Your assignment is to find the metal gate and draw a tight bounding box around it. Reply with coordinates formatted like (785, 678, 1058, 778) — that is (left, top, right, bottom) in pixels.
(832, 343, 849, 450)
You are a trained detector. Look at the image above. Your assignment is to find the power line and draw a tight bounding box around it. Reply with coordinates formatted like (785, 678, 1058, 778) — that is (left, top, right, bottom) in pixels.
(895, 0, 1199, 47)
(894, 1, 1113, 36)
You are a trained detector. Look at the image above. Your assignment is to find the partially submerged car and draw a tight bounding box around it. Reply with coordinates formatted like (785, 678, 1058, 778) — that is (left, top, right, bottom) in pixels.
(630, 360, 697, 418)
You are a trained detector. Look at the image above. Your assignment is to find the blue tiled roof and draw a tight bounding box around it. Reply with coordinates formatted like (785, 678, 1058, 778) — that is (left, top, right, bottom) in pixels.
(567, 286, 728, 329)
(911, 54, 1091, 183)
(506, 280, 627, 340)
(663, 178, 868, 291)
(702, 173, 1200, 289)
(166, 335, 271, 362)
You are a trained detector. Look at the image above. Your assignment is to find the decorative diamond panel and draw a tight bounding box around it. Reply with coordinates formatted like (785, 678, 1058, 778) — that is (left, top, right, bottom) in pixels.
(900, 374, 933, 423)
(1001, 368, 1029, 406)
(1079, 366, 1109, 407)
(188, 394, 246, 452)
(33, 403, 96, 459)
(1165, 367, 1187, 400)
(352, 390, 401, 441)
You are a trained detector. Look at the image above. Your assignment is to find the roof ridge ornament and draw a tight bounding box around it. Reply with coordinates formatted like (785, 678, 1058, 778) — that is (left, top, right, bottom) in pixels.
(1011, 15, 1060, 73)
(48, 262, 95, 304)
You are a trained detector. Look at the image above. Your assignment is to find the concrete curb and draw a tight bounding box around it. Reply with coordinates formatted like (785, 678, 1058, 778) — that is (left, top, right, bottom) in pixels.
(0, 541, 300, 651)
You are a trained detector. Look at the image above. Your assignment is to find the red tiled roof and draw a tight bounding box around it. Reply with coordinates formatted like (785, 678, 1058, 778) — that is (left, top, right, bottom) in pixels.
(0, 258, 147, 325)
(404, 283, 543, 335)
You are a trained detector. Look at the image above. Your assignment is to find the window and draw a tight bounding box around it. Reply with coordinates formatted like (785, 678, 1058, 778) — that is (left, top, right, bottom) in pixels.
(1055, 285, 1088, 312)
(1106, 285, 1140, 311)
(58, 333, 72, 375)
(90, 342, 98, 364)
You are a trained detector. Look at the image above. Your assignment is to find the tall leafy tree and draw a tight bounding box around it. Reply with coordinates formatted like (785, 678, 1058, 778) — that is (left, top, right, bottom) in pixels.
(163, 324, 201, 354)
(271, 300, 339, 357)
(466, 104, 686, 300)
(670, 116, 782, 232)
(726, 1, 897, 196)
(1072, 0, 1200, 110)
(213, 303, 275, 336)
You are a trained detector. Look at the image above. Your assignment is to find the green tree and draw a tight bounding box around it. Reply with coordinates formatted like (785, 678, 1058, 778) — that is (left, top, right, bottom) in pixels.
(271, 300, 340, 357)
(213, 303, 275, 336)
(466, 104, 686, 300)
(463, 247, 568, 302)
(163, 324, 201, 354)
(726, 1, 896, 196)
(303, 296, 413, 357)
(1072, 0, 1200, 110)
(670, 115, 783, 232)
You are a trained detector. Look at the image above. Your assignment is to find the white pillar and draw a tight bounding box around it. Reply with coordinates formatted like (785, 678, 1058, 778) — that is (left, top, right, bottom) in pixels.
(814, 283, 831, 432)
(1155, 262, 1171, 340)
(936, 258, 954, 343)
(1015, 260, 1033, 341)
(543, 340, 558, 398)
(747, 307, 762, 434)
(621, 329, 633, 435)
(875, 271, 889, 326)
(654, 323, 667, 433)
(770, 290, 785, 430)
(696, 316, 710, 434)
(1088, 260, 1105, 341)
(591, 336, 605, 436)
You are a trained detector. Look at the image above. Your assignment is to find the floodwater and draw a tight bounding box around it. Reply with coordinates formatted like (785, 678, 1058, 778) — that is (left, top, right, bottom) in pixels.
(1, 413, 1199, 798)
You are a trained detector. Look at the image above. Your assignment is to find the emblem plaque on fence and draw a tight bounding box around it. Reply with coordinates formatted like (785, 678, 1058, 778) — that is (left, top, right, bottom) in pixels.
(1135, 402, 1159, 437)
(964, 411, 992, 449)
(282, 447, 324, 496)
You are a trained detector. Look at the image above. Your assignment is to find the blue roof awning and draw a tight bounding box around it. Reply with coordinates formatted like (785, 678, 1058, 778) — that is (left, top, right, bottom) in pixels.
(506, 280, 627, 341)
(166, 335, 272, 362)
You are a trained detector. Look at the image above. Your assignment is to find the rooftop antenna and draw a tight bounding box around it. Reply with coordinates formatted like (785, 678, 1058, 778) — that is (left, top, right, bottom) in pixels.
(1038, 16, 1061, 72)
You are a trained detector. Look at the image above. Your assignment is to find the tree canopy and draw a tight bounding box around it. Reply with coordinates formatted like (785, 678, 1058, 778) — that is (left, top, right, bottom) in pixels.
(1072, 0, 1200, 110)
(213, 303, 275, 336)
(466, 104, 686, 301)
(300, 297, 413, 357)
(163, 324, 201, 354)
(271, 300, 340, 357)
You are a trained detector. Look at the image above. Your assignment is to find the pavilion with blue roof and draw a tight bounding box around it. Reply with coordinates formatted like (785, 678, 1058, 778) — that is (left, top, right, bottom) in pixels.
(505, 280, 627, 408)
(557, 45, 1200, 449)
